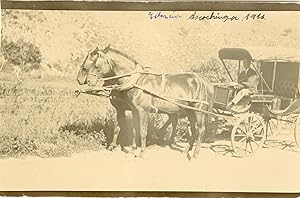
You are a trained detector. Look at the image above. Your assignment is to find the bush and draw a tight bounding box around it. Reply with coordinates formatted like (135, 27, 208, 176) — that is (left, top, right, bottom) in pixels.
(1, 38, 42, 72)
(190, 57, 227, 83)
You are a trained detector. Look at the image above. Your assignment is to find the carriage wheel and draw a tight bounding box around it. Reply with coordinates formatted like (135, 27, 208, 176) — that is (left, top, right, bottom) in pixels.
(294, 114, 300, 150)
(265, 118, 281, 138)
(231, 113, 266, 157)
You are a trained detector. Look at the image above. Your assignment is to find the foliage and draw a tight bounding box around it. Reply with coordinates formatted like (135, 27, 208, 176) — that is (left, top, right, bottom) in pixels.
(0, 81, 114, 158)
(2, 10, 299, 76)
(190, 57, 228, 83)
(1, 38, 42, 71)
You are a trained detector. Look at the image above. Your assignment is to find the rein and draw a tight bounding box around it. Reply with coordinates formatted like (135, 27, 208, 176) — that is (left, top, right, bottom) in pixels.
(81, 47, 213, 114)
(96, 70, 164, 82)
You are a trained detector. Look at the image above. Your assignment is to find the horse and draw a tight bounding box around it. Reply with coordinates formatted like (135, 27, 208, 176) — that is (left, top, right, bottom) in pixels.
(78, 44, 215, 158)
(77, 48, 179, 153)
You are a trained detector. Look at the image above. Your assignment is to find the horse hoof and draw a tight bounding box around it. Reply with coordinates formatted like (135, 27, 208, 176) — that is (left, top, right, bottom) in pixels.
(168, 144, 174, 150)
(192, 154, 198, 159)
(121, 147, 129, 154)
(183, 148, 191, 154)
(181, 150, 188, 157)
(187, 153, 192, 161)
(130, 146, 137, 152)
(107, 145, 115, 151)
(135, 152, 145, 158)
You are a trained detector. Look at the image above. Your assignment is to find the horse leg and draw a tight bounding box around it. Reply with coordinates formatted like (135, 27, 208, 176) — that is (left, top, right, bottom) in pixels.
(193, 112, 206, 159)
(135, 108, 149, 158)
(131, 113, 139, 153)
(107, 108, 126, 151)
(202, 98, 215, 143)
(184, 112, 197, 155)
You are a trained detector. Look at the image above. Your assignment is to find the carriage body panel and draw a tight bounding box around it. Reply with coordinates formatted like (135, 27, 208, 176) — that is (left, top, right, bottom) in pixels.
(258, 61, 300, 109)
(213, 85, 234, 109)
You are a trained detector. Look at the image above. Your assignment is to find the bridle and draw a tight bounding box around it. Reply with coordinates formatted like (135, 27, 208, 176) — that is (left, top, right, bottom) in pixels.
(84, 51, 117, 86)
(84, 48, 143, 84)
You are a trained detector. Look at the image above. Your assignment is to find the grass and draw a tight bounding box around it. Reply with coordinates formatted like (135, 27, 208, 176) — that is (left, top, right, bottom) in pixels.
(0, 80, 116, 158)
(0, 78, 190, 158)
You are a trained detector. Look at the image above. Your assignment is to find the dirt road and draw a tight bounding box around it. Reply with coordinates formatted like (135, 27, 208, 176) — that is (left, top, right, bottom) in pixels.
(1, 133, 300, 192)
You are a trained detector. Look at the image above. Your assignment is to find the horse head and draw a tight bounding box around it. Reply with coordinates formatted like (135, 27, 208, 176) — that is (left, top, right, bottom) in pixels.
(77, 44, 113, 87)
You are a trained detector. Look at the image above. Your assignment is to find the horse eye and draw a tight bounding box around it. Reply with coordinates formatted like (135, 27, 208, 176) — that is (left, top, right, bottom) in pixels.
(90, 51, 97, 56)
(82, 66, 89, 71)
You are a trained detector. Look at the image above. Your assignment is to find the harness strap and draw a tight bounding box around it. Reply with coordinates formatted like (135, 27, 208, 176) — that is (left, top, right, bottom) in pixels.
(133, 84, 235, 120)
(112, 72, 141, 91)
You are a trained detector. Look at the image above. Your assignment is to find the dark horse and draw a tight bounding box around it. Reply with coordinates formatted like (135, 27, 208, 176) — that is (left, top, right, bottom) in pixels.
(77, 47, 179, 152)
(77, 44, 214, 158)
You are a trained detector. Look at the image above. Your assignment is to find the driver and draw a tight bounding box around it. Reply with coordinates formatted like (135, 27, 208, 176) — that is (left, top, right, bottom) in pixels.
(227, 58, 259, 109)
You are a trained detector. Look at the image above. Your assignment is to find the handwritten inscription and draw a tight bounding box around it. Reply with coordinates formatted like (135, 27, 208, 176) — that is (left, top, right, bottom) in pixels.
(148, 11, 182, 20)
(147, 11, 266, 22)
(188, 11, 239, 22)
(242, 13, 265, 21)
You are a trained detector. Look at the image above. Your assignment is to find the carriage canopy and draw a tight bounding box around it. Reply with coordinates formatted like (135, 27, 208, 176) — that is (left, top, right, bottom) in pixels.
(218, 47, 300, 63)
(218, 47, 300, 106)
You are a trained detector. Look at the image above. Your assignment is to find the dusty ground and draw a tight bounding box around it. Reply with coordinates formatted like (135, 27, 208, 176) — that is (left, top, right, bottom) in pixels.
(0, 128, 300, 192)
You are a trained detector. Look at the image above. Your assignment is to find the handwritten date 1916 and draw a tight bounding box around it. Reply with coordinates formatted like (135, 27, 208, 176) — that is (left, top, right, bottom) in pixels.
(242, 13, 265, 21)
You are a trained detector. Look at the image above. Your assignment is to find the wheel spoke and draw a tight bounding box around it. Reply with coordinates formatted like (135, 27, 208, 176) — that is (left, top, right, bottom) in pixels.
(241, 120, 248, 134)
(253, 138, 263, 148)
(237, 126, 247, 136)
(252, 139, 260, 146)
(235, 134, 247, 138)
(270, 119, 278, 128)
(236, 138, 247, 152)
(238, 136, 247, 143)
(245, 141, 248, 155)
(249, 118, 259, 132)
(247, 117, 252, 133)
(252, 125, 264, 136)
(249, 141, 254, 153)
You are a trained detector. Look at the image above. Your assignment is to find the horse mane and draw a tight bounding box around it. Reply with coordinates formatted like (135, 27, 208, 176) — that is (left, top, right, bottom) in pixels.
(105, 46, 152, 71)
(107, 47, 138, 66)
(100, 45, 152, 71)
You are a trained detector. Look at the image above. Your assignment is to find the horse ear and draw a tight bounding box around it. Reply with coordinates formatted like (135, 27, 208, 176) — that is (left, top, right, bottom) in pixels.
(91, 47, 99, 55)
(102, 43, 110, 54)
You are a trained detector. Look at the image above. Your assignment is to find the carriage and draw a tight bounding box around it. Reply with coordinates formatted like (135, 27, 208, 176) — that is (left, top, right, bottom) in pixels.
(214, 47, 300, 157)
(77, 45, 300, 158)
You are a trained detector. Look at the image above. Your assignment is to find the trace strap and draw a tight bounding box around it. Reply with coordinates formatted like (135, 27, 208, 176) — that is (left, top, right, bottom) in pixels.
(133, 84, 235, 119)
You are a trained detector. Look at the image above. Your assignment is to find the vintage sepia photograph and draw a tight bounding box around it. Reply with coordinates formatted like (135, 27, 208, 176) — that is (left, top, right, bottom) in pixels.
(0, 8, 300, 193)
